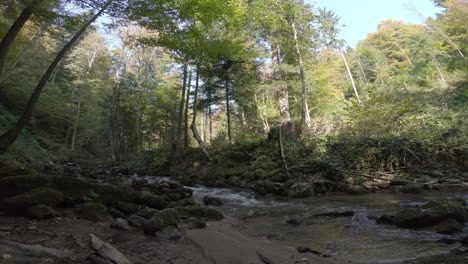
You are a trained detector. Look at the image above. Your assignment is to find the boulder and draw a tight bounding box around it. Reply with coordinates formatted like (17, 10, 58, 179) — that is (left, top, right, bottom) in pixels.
(136, 207, 159, 219)
(288, 182, 314, 198)
(107, 207, 125, 219)
(202, 196, 223, 206)
(187, 207, 224, 220)
(0, 175, 50, 199)
(127, 215, 147, 228)
(393, 200, 467, 228)
(93, 183, 137, 204)
(400, 183, 425, 194)
(112, 201, 138, 214)
(28, 204, 57, 219)
(253, 181, 268, 196)
(434, 218, 464, 234)
(157, 225, 182, 240)
(344, 185, 368, 195)
(1, 187, 63, 212)
(285, 215, 305, 225)
(136, 191, 168, 210)
(110, 218, 131, 231)
(144, 212, 164, 235)
(78, 203, 113, 222)
(186, 218, 206, 229)
(160, 208, 179, 226)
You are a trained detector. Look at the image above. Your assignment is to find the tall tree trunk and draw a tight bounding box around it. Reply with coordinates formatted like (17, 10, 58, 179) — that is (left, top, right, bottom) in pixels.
(0, 27, 43, 84)
(339, 49, 362, 104)
(184, 68, 192, 147)
(273, 43, 291, 122)
(225, 71, 232, 143)
(71, 86, 84, 151)
(0, 0, 43, 77)
(0, 0, 113, 154)
(290, 18, 311, 128)
(209, 103, 213, 142)
(136, 83, 142, 151)
(175, 64, 188, 156)
(190, 64, 211, 160)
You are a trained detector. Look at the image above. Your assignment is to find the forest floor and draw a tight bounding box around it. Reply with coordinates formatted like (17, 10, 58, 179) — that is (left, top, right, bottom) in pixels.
(0, 211, 341, 264)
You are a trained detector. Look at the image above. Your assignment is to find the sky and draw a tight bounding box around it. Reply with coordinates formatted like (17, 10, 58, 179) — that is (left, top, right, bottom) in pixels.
(309, 0, 443, 47)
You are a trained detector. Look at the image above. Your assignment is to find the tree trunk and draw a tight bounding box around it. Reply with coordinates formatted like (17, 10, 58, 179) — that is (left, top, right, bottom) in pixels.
(290, 18, 311, 128)
(339, 49, 362, 104)
(0, 0, 113, 154)
(0, 0, 43, 77)
(190, 64, 211, 160)
(175, 64, 188, 156)
(225, 71, 232, 143)
(184, 68, 192, 147)
(273, 43, 291, 122)
(71, 86, 84, 151)
(356, 54, 369, 87)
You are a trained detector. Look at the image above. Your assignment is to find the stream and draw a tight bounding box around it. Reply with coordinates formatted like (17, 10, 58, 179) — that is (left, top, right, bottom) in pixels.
(136, 175, 468, 263)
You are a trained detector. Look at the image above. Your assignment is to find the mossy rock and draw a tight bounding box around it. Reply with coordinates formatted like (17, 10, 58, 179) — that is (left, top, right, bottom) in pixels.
(1, 187, 63, 212)
(52, 176, 94, 205)
(0, 175, 51, 199)
(224, 167, 246, 177)
(187, 207, 224, 220)
(160, 208, 180, 226)
(0, 166, 35, 178)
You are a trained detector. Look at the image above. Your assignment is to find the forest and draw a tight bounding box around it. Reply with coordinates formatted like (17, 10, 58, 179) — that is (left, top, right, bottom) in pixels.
(0, 0, 467, 263)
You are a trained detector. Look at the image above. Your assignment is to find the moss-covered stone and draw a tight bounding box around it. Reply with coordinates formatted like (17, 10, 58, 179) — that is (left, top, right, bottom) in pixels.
(28, 204, 57, 219)
(0, 175, 51, 199)
(160, 208, 180, 226)
(1, 187, 63, 211)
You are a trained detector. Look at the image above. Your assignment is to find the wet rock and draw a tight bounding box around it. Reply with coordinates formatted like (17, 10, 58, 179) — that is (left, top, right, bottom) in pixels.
(136, 191, 168, 210)
(344, 185, 368, 195)
(434, 218, 464, 234)
(376, 214, 395, 225)
(112, 201, 138, 214)
(202, 196, 223, 206)
(0, 175, 51, 199)
(314, 211, 354, 218)
(93, 183, 137, 204)
(127, 215, 147, 228)
(288, 182, 314, 198)
(110, 218, 131, 231)
(285, 215, 305, 225)
(400, 183, 425, 194)
(253, 181, 268, 196)
(393, 200, 467, 228)
(1, 187, 64, 211)
(188, 207, 224, 220)
(28, 204, 57, 219)
(296, 246, 329, 257)
(389, 180, 409, 186)
(78, 202, 113, 222)
(186, 218, 206, 229)
(157, 225, 182, 240)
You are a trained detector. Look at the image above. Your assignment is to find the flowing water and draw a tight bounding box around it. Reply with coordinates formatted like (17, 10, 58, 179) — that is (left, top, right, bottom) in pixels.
(141, 176, 468, 263)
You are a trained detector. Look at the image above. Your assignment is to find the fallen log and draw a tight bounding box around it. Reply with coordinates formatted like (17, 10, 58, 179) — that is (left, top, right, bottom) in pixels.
(90, 234, 132, 264)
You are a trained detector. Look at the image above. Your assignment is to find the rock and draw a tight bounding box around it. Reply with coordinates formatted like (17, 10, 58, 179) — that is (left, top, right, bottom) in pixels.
(344, 185, 368, 195)
(136, 191, 168, 210)
(393, 200, 467, 228)
(0, 175, 50, 199)
(1, 187, 64, 212)
(93, 184, 137, 204)
(253, 181, 268, 196)
(112, 201, 138, 214)
(288, 182, 314, 198)
(144, 214, 163, 235)
(202, 196, 223, 206)
(107, 207, 125, 219)
(461, 236, 468, 245)
(0, 239, 73, 258)
(186, 218, 206, 229)
(376, 214, 395, 225)
(389, 180, 409, 186)
(78, 203, 113, 222)
(285, 215, 305, 225)
(136, 207, 159, 219)
(90, 234, 131, 264)
(296, 246, 328, 257)
(27, 204, 57, 219)
(127, 215, 147, 228)
(314, 211, 354, 218)
(160, 208, 179, 226)
(157, 225, 182, 240)
(434, 218, 464, 234)
(110, 218, 131, 231)
(400, 183, 425, 194)
(188, 207, 224, 220)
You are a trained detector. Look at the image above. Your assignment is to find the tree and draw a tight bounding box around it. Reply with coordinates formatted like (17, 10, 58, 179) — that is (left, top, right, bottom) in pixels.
(0, 0, 113, 154)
